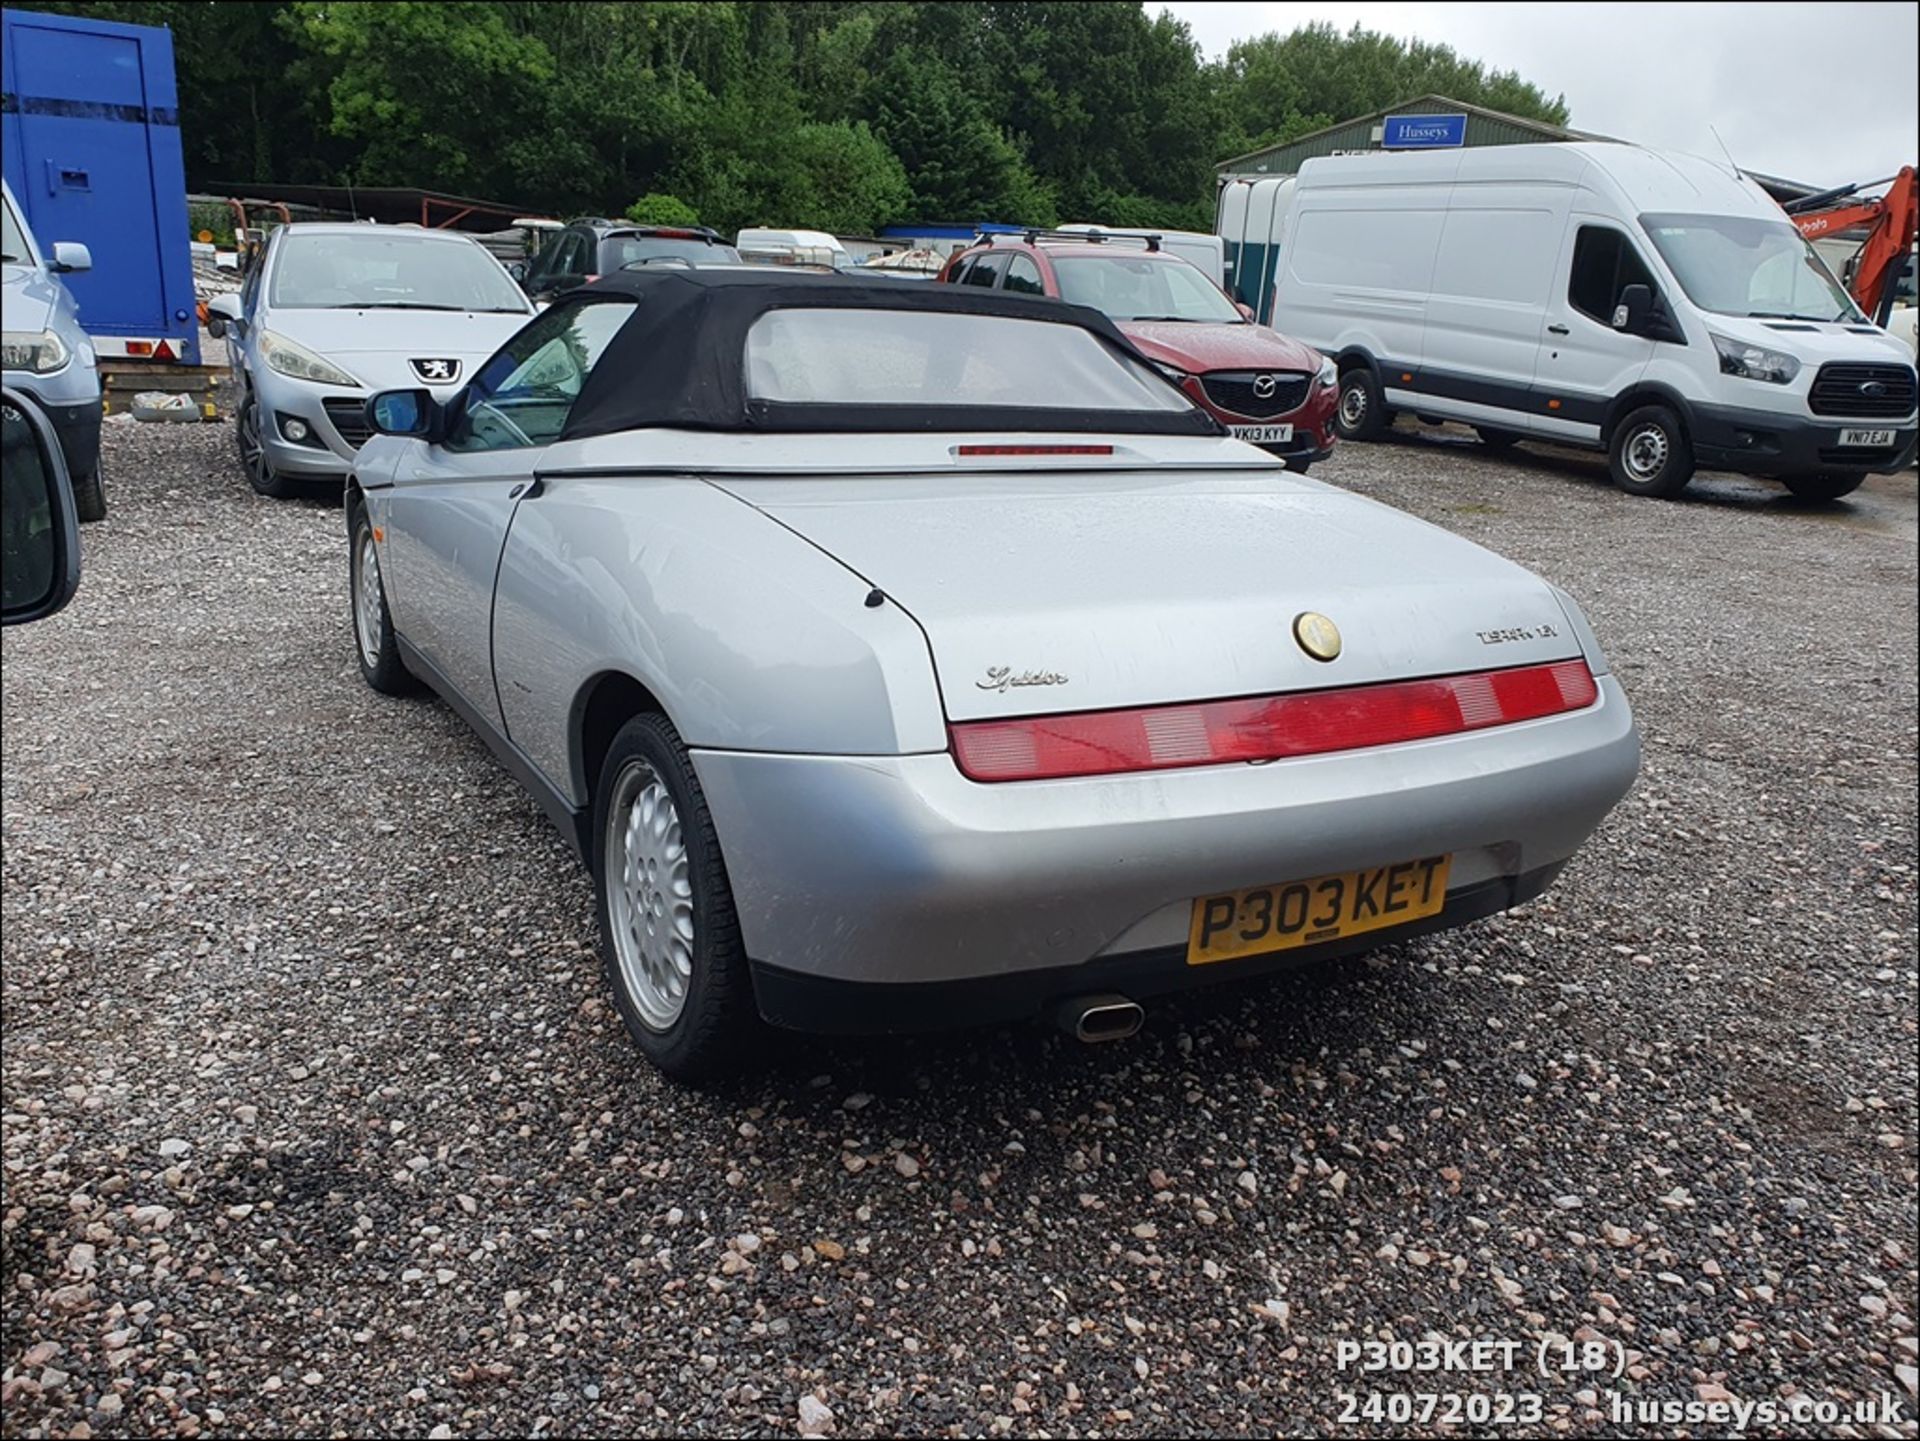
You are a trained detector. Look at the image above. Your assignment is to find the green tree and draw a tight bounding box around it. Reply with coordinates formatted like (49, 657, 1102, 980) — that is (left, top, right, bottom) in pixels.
(288, 1, 558, 199)
(7, 1, 1578, 235)
(869, 47, 1056, 224)
(624, 193, 702, 226)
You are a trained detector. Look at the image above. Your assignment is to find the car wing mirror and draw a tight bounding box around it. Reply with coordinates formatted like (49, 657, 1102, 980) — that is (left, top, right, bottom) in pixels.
(206, 292, 244, 337)
(1612, 284, 1652, 335)
(50, 241, 92, 274)
(2, 389, 84, 626)
(366, 388, 442, 441)
(508, 260, 529, 283)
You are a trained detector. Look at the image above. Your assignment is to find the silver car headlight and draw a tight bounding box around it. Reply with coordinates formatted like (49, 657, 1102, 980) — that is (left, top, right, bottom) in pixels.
(1711, 333, 1799, 385)
(1, 330, 70, 374)
(1316, 354, 1337, 388)
(261, 330, 362, 388)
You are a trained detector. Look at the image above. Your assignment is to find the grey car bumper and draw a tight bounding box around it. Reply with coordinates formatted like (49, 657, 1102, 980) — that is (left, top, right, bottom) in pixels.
(691, 673, 1639, 1026)
(249, 368, 365, 479)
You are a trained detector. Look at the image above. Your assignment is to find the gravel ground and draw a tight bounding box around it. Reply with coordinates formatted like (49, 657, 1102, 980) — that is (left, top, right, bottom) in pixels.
(2, 418, 1915, 1439)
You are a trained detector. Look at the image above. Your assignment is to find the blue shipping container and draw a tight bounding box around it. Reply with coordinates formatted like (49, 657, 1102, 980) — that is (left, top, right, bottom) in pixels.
(1, 7, 199, 363)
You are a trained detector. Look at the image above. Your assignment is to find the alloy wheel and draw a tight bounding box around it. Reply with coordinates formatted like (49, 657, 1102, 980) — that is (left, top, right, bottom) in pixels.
(605, 759, 695, 1032)
(353, 530, 384, 669)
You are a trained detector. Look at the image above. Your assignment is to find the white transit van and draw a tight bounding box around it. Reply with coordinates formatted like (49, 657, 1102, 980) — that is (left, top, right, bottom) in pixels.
(1272, 143, 1919, 499)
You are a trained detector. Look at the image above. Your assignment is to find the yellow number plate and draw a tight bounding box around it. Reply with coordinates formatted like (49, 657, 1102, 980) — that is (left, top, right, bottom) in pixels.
(1187, 855, 1452, 966)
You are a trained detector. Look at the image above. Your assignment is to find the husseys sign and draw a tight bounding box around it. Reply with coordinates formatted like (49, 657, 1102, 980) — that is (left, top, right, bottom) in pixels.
(1382, 113, 1467, 148)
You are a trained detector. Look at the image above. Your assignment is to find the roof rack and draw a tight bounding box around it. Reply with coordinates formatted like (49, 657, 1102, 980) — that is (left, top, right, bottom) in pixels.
(986, 227, 1161, 252)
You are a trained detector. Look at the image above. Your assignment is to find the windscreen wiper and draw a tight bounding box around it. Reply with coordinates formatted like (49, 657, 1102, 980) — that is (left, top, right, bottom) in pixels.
(352, 301, 469, 311)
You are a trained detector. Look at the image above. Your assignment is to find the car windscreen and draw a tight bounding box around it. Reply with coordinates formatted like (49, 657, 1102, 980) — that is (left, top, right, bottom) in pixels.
(1640, 212, 1861, 323)
(603, 235, 742, 268)
(744, 308, 1194, 410)
(1, 194, 30, 266)
(1051, 253, 1244, 324)
(268, 232, 529, 312)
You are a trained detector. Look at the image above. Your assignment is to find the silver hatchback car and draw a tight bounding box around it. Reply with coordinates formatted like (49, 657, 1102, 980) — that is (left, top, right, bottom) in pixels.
(208, 224, 532, 497)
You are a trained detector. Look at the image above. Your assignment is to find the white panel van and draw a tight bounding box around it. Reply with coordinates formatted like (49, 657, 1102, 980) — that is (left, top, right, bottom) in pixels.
(1271, 144, 1918, 499)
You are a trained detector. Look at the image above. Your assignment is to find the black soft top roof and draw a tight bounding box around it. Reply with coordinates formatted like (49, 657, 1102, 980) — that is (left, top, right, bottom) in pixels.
(555, 268, 1220, 441)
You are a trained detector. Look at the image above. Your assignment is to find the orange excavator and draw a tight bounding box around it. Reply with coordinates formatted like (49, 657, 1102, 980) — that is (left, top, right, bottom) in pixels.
(1783, 165, 1917, 326)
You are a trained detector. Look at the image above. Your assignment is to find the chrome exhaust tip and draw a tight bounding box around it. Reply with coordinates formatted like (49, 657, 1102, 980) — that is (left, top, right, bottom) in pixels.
(1057, 994, 1144, 1043)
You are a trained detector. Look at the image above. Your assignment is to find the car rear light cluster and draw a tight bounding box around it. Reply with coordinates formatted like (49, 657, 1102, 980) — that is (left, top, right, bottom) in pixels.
(950, 659, 1598, 782)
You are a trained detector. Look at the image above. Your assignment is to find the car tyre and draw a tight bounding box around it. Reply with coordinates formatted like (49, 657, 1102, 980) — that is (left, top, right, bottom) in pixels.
(1781, 472, 1865, 502)
(1607, 404, 1695, 498)
(238, 394, 298, 500)
(72, 456, 106, 523)
(348, 500, 415, 696)
(1474, 426, 1522, 451)
(594, 713, 756, 1083)
(1333, 368, 1390, 441)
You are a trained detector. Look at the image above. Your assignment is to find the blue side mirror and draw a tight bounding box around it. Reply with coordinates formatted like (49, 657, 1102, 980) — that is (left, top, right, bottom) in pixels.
(366, 388, 434, 437)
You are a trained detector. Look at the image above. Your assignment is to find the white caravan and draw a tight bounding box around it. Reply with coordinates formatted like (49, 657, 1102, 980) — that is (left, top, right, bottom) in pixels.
(735, 228, 853, 269)
(1270, 143, 1917, 500)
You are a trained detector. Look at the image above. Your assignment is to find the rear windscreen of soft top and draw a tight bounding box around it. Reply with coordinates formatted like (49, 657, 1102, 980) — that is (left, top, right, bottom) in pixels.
(558, 269, 1223, 440)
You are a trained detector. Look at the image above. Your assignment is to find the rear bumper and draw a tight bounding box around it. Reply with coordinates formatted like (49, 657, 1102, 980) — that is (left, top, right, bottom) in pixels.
(751, 862, 1564, 1033)
(691, 674, 1638, 1025)
(1690, 401, 1917, 477)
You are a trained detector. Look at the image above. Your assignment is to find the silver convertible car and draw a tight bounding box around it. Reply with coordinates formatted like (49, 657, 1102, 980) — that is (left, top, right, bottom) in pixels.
(345, 270, 1639, 1080)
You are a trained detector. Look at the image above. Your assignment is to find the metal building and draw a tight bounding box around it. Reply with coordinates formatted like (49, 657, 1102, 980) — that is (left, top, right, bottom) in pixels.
(1216, 93, 1605, 179)
(1217, 91, 1816, 205)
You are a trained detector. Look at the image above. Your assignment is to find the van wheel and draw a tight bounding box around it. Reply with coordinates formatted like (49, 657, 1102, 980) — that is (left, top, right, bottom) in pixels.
(1474, 426, 1522, 451)
(594, 713, 757, 1083)
(1607, 405, 1695, 498)
(1781, 472, 1865, 502)
(1334, 369, 1389, 441)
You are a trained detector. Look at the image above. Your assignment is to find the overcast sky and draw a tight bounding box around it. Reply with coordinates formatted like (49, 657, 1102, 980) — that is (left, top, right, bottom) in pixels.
(1160, 2, 1919, 187)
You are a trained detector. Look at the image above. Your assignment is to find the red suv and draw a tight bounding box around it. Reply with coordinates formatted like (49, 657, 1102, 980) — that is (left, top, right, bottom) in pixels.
(937, 231, 1337, 470)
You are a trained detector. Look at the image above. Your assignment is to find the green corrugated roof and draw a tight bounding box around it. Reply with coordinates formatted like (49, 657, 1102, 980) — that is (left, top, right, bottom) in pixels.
(1216, 93, 1602, 174)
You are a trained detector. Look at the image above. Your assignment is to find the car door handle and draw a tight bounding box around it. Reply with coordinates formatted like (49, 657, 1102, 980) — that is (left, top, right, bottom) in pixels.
(1547, 324, 1571, 336)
